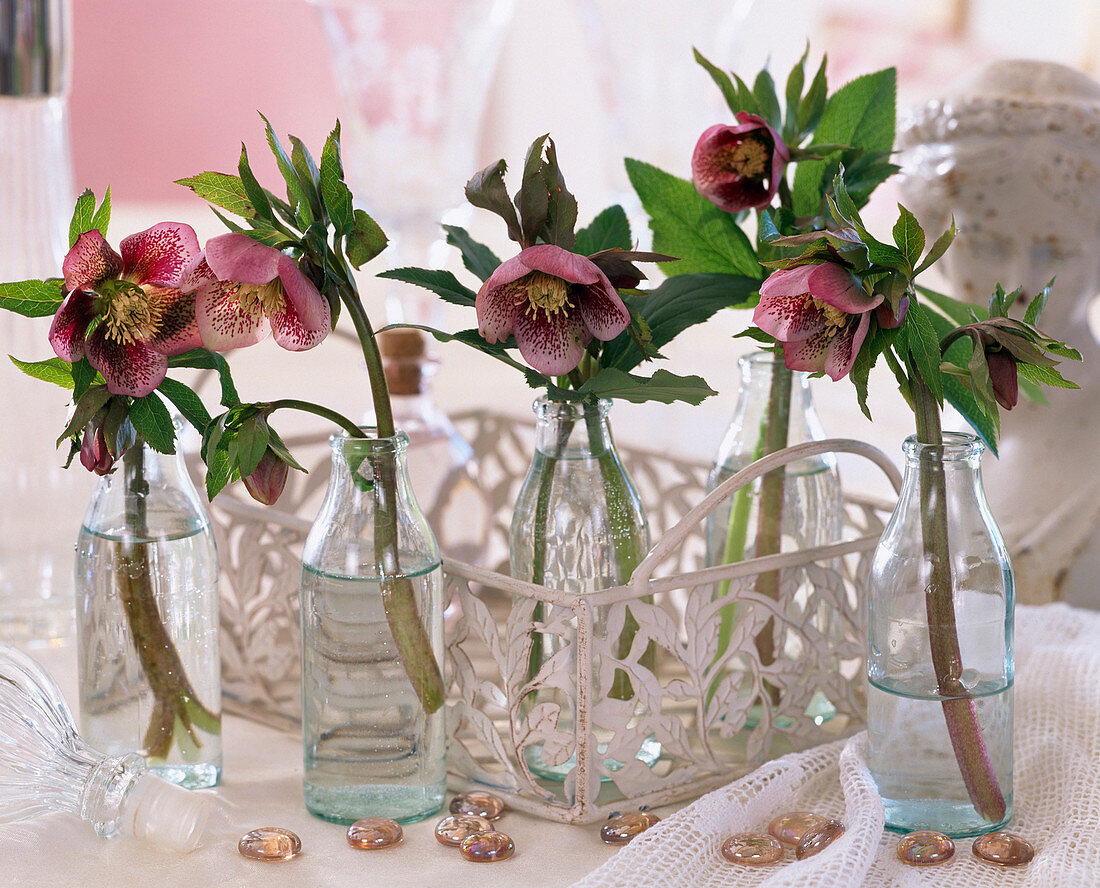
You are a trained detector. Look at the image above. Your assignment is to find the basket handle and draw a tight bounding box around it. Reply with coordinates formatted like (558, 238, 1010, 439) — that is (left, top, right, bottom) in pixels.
(628, 437, 902, 594)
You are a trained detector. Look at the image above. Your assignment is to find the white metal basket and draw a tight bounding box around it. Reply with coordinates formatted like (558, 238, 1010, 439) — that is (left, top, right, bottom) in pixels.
(191, 411, 901, 822)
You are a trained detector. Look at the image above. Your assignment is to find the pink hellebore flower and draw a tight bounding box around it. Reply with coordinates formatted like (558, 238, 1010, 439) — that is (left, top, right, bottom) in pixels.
(201, 233, 330, 352)
(692, 113, 790, 213)
(754, 262, 882, 381)
(475, 244, 630, 376)
(49, 223, 205, 397)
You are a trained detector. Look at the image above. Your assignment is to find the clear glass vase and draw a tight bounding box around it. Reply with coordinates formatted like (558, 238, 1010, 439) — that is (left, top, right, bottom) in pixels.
(510, 397, 656, 780)
(868, 432, 1013, 837)
(705, 351, 843, 723)
(75, 435, 221, 789)
(300, 431, 446, 824)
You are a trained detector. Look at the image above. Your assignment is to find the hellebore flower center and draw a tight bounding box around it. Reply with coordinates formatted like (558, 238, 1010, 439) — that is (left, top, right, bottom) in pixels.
(96, 280, 159, 346)
(813, 297, 851, 337)
(520, 272, 574, 320)
(720, 134, 770, 179)
(238, 279, 286, 319)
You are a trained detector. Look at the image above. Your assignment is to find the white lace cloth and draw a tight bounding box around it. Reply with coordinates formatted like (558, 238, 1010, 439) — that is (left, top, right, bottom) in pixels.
(570, 603, 1099, 888)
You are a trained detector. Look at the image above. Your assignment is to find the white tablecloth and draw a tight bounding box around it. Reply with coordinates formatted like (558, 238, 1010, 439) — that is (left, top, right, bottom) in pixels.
(3, 603, 1095, 887)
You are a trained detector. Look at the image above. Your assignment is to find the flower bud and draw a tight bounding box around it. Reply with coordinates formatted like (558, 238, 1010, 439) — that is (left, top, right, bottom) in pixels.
(79, 422, 115, 475)
(242, 448, 289, 506)
(986, 349, 1019, 410)
(875, 293, 910, 329)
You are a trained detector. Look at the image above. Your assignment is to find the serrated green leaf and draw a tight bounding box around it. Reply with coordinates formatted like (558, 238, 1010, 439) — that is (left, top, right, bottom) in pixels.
(91, 187, 112, 239)
(72, 358, 100, 399)
(167, 348, 240, 407)
(753, 68, 782, 131)
(319, 125, 354, 236)
(1016, 361, 1080, 389)
(943, 372, 998, 455)
(466, 158, 523, 244)
(577, 367, 716, 405)
(600, 273, 758, 372)
(626, 159, 761, 278)
(259, 114, 312, 226)
(797, 54, 829, 137)
(346, 209, 388, 268)
(517, 134, 551, 246)
(57, 385, 111, 446)
(917, 284, 978, 327)
(693, 48, 741, 117)
(265, 426, 305, 473)
(0, 279, 65, 318)
(129, 393, 176, 453)
(100, 396, 135, 457)
(792, 68, 896, 215)
(905, 301, 944, 402)
(732, 71, 763, 118)
(205, 427, 236, 501)
(157, 377, 212, 435)
(289, 134, 324, 222)
(540, 137, 577, 250)
(9, 356, 74, 389)
(914, 218, 957, 275)
(1023, 280, 1053, 326)
(237, 143, 273, 222)
(68, 189, 97, 247)
(892, 204, 925, 268)
(442, 225, 501, 282)
(574, 205, 632, 256)
(175, 171, 256, 219)
(783, 48, 807, 143)
(377, 267, 476, 307)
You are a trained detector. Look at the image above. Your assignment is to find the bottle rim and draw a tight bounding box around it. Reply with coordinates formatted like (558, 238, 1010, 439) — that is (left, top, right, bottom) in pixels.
(902, 431, 985, 461)
(738, 349, 815, 380)
(531, 395, 611, 420)
(329, 428, 410, 454)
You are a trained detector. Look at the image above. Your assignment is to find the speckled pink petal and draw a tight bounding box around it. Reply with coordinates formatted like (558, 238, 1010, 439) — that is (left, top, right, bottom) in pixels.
(62, 230, 123, 292)
(576, 279, 630, 341)
(119, 222, 201, 287)
(822, 311, 869, 381)
(275, 254, 329, 334)
(754, 276, 829, 343)
(196, 280, 269, 351)
(270, 296, 330, 351)
(517, 244, 603, 286)
(513, 306, 588, 376)
(205, 232, 282, 286)
(146, 286, 202, 356)
(85, 326, 168, 397)
(48, 290, 97, 362)
(781, 328, 831, 376)
(805, 263, 880, 313)
(475, 277, 522, 344)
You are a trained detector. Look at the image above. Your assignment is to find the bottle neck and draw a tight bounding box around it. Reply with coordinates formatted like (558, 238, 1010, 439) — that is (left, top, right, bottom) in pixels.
(532, 397, 615, 459)
(328, 431, 415, 499)
(898, 432, 987, 505)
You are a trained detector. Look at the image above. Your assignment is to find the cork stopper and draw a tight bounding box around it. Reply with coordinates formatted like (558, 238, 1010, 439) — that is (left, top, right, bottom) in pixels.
(379, 328, 438, 395)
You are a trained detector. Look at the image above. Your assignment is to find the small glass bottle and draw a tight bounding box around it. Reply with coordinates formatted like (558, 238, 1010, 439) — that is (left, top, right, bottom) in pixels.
(377, 329, 489, 565)
(510, 396, 655, 779)
(75, 431, 222, 789)
(299, 431, 446, 824)
(867, 433, 1013, 837)
(705, 352, 843, 725)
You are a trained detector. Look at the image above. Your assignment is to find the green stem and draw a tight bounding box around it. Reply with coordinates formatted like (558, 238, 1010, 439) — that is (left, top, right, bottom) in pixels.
(338, 283, 444, 714)
(117, 444, 219, 761)
(911, 374, 1006, 823)
(265, 399, 366, 439)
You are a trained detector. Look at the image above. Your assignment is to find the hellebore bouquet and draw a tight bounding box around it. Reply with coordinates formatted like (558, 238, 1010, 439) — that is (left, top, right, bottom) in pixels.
(0, 119, 448, 767)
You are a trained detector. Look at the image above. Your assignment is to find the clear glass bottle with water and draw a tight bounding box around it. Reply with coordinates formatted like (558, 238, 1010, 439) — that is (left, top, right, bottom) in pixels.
(705, 352, 842, 727)
(867, 432, 1013, 837)
(75, 430, 221, 789)
(300, 431, 446, 824)
(510, 396, 655, 780)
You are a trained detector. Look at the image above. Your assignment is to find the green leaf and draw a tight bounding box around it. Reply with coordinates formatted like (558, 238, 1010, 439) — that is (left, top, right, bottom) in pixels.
(9, 356, 74, 389)
(91, 187, 112, 238)
(175, 172, 256, 219)
(943, 373, 998, 455)
(157, 377, 212, 435)
(1023, 280, 1053, 326)
(204, 420, 236, 501)
(517, 134, 551, 246)
(792, 68, 896, 216)
(600, 273, 759, 372)
(442, 225, 501, 282)
(237, 143, 273, 222)
(783, 48, 807, 142)
(289, 134, 324, 221)
(319, 124, 354, 236)
(265, 426, 306, 473)
(259, 113, 312, 226)
(57, 385, 111, 446)
(346, 209, 388, 268)
(753, 68, 782, 131)
(574, 205, 632, 256)
(377, 267, 477, 308)
(466, 158, 523, 244)
(626, 159, 761, 278)
(1017, 361, 1080, 390)
(68, 189, 97, 247)
(167, 349, 240, 407)
(904, 301, 944, 402)
(892, 204, 925, 269)
(0, 279, 65, 317)
(72, 358, 100, 399)
(539, 137, 577, 250)
(914, 218, 957, 276)
(129, 393, 176, 453)
(100, 396, 135, 457)
(577, 367, 716, 405)
(797, 53, 829, 135)
(236, 413, 271, 478)
(917, 284, 978, 327)
(693, 48, 742, 117)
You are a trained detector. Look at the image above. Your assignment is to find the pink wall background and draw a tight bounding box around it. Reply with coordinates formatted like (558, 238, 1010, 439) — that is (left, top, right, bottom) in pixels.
(70, 0, 341, 202)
